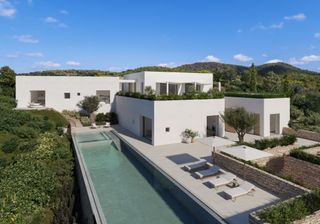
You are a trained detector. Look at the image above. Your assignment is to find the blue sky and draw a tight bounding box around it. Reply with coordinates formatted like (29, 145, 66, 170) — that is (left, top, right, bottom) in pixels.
(1, 0, 320, 73)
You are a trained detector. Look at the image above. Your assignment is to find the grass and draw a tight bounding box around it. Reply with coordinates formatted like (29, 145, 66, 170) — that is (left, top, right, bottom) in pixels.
(24, 110, 69, 127)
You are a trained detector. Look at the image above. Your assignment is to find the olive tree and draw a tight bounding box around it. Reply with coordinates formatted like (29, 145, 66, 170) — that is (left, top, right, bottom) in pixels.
(221, 107, 257, 143)
(77, 96, 100, 116)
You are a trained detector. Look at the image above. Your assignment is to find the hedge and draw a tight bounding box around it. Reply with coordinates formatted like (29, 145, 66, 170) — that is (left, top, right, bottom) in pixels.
(95, 112, 118, 124)
(290, 149, 320, 166)
(244, 135, 297, 150)
(225, 92, 288, 98)
(116, 91, 225, 100)
(259, 189, 320, 224)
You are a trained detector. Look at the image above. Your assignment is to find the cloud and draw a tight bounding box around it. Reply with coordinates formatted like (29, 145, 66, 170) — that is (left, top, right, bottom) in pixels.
(58, 23, 67, 28)
(44, 16, 58, 23)
(26, 52, 43, 57)
(157, 62, 178, 68)
(33, 61, 61, 68)
(202, 55, 221, 63)
(66, 60, 80, 66)
(14, 35, 39, 43)
(233, 54, 253, 62)
(0, 0, 16, 17)
(60, 9, 68, 15)
(262, 54, 268, 57)
(270, 22, 284, 29)
(314, 33, 320, 38)
(6, 52, 20, 58)
(289, 55, 320, 65)
(265, 59, 283, 64)
(284, 13, 306, 21)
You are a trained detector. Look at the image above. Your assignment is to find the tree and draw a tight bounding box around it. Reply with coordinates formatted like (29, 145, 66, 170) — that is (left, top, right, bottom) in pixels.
(0, 66, 16, 88)
(221, 107, 257, 143)
(249, 63, 257, 92)
(77, 96, 100, 115)
(282, 74, 289, 93)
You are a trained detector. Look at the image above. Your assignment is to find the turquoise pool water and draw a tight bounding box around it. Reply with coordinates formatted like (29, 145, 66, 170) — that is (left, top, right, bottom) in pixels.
(74, 131, 200, 224)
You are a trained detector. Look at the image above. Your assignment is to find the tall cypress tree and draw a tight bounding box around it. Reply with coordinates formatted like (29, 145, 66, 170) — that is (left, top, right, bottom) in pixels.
(249, 63, 257, 92)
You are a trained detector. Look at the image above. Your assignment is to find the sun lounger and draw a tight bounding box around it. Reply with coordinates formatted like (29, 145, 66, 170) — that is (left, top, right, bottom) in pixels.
(224, 181, 255, 201)
(183, 159, 211, 171)
(194, 165, 221, 179)
(208, 172, 237, 189)
(103, 122, 111, 128)
(90, 123, 97, 129)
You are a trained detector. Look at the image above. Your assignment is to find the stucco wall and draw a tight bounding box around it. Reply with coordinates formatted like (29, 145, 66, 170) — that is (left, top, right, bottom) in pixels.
(225, 97, 290, 137)
(115, 96, 225, 146)
(16, 76, 120, 113)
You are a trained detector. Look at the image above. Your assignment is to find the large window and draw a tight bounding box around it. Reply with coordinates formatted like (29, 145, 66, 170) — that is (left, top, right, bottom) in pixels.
(96, 90, 110, 103)
(168, 84, 178, 95)
(159, 83, 167, 95)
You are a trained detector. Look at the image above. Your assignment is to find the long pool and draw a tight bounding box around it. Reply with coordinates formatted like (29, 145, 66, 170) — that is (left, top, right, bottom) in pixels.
(73, 130, 224, 224)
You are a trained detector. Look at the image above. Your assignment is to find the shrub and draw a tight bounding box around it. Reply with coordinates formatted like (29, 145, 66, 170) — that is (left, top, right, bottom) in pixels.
(259, 189, 320, 224)
(12, 126, 38, 139)
(181, 129, 199, 143)
(2, 137, 19, 153)
(40, 120, 54, 132)
(108, 112, 118, 124)
(225, 92, 288, 98)
(80, 116, 91, 126)
(247, 135, 297, 150)
(62, 110, 80, 120)
(0, 96, 17, 109)
(96, 113, 107, 122)
(290, 149, 320, 165)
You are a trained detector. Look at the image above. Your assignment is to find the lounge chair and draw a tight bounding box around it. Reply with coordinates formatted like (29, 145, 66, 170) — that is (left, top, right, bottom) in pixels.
(194, 165, 221, 179)
(208, 172, 237, 189)
(103, 122, 111, 128)
(223, 181, 255, 201)
(183, 159, 211, 172)
(90, 123, 97, 129)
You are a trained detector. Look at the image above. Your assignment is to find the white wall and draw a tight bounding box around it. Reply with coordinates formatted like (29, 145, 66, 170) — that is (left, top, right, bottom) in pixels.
(16, 76, 120, 113)
(123, 71, 213, 93)
(153, 99, 225, 145)
(225, 97, 290, 137)
(115, 96, 225, 146)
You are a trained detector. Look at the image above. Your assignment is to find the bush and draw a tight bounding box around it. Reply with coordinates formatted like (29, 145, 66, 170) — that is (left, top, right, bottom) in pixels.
(12, 126, 38, 139)
(80, 116, 91, 126)
(62, 110, 80, 119)
(247, 135, 297, 150)
(2, 137, 19, 153)
(95, 113, 107, 122)
(0, 96, 17, 109)
(290, 149, 320, 165)
(225, 92, 288, 98)
(259, 189, 320, 224)
(108, 112, 118, 124)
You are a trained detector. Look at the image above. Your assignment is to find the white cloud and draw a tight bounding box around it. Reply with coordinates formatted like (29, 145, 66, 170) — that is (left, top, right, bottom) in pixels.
(66, 60, 80, 66)
(60, 9, 68, 15)
(202, 55, 221, 63)
(0, 0, 16, 17)
(314, 33, 320, 38)
(14, 35, 39, 43)
(233, 54, 253, 62)
(265, 59, 283, 64)
(262, 54, 268, 57)
(44, 16, 58, 23)
(270, 22, 284, 29)
(288, 55, 320, 65)
(284, 13, 306, 21)
(33, 61, 61, 68)
(26, 52, 43, 57)
(157, 62, 178, 68)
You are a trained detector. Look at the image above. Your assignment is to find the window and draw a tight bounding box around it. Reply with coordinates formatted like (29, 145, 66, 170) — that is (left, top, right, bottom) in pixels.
(96, 90, 110, 103)
(168, 84, 178, 95)
(159, 83, 167, 95)
(77, 92, 81, 96)
(64, 93, 70, 99)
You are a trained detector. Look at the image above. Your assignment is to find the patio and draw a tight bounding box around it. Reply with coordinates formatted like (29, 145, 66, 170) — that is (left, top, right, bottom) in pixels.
(111, 125, 281, 224)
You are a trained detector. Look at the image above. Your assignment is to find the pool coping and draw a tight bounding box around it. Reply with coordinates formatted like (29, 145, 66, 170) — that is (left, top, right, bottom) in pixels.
(110, 129, 228, 224)
(72, 133, 108, 224)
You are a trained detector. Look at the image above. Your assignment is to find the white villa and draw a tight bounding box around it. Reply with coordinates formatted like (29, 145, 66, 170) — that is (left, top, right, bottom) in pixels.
(16, 71, 290, 146)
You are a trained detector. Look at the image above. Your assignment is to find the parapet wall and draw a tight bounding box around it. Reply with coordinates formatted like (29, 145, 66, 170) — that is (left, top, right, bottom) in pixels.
(283, 127, 320, 142)
(213, 152, 308, 199)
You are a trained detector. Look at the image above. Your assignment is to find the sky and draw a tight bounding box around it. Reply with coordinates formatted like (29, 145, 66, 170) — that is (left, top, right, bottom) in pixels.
(0, 0, 320, 73)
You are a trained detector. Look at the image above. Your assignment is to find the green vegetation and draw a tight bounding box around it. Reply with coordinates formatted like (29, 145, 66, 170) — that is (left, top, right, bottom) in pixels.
(244, 135, 297, 150)
(0, 66, 74, 223)
(221, 107, 257, 143)
(181, 129, 199, 143)
(116, 90, 224, 100)
(225, 92, 288, 98)
(77, 95, 100, 115)
(95, 112, 118, 125)
(290, 148, 320, 166)
(259, 189, 320, 224)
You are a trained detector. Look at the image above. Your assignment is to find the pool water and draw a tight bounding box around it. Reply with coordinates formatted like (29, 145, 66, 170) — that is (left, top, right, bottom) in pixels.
(75, 131, 199, 224)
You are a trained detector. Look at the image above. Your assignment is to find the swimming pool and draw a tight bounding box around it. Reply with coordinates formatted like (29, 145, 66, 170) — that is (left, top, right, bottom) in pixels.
(73, 130, 225, 224)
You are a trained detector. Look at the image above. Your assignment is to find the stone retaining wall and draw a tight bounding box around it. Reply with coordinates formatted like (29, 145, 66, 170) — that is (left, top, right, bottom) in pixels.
(213, 152, 308, 199)
(283, 127, 320, 142)
(280, 156, 320, 189)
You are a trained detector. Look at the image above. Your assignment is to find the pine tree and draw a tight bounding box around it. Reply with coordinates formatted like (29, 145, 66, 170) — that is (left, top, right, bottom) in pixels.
(249, 63, 257, 92)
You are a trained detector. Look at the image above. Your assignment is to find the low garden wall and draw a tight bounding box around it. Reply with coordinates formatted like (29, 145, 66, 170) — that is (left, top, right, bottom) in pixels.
(283, 127, 320, 142)
(280, 156, 320, 189)
(213, 152, 308, 199)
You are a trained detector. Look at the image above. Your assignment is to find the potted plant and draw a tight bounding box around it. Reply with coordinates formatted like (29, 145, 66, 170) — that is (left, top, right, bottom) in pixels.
(182, 129, 199, 143)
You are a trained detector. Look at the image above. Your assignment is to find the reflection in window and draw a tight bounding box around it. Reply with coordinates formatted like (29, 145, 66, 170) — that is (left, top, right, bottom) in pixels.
(96, 90, 110, 103)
